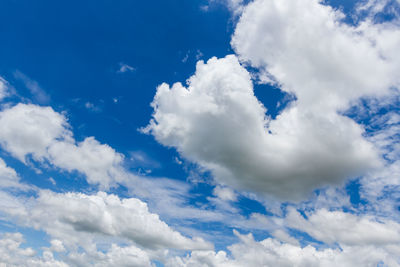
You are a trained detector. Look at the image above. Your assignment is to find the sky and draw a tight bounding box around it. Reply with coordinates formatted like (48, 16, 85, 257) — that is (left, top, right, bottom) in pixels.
(0, 0, 400, 266)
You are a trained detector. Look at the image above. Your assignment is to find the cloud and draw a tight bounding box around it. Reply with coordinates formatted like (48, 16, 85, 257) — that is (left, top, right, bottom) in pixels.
(0, 103, 71, 163)
(117, 63, 135, 73)
(29, 190, 212, 251)
(0, 188, 212, 265)
(286, 208, 400, 246)
(0, 158, 30, 190)
(0, 232, 68, 267)
(85, 102, 102, 113)
(213, 185, 237, 202)
(231, 0, 400, 106)
(355, 0, 400, 19)
(0, 103, 126, 188)
(144, 55, 378, 200)
(13, 70, 50, 104)
(0, 231, 154, 267)
(67, 243, 153, 267)
(204, 0, 245, 14)
(166, 230, 400, 267)
(47, 137, 126, 187)
(0, 77, 9, 101)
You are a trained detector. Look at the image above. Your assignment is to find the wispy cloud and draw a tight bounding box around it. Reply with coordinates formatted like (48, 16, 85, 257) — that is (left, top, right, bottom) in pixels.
(13, 70, 50, 104)
(0, 77, 9, 101)
(84, 101, 102, 113)
(117, 62, 135, 73)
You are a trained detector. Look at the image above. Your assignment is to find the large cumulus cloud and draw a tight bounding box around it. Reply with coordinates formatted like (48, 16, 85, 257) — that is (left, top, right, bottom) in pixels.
(144, 55, 378, 200)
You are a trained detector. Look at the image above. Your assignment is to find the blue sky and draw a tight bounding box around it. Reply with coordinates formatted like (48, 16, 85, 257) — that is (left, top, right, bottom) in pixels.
(0, 0, 400, 266)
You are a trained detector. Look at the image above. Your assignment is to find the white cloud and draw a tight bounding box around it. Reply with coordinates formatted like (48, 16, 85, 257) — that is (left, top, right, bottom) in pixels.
(145, 0, 400, 200)
(166, 230, 400, 267)
(0, 231, 153, 267)
(213, 185, 237, 202)
(144, 55, 378, 200)
(0, 158, 30, 190)
(0, 232, 68, 267)
(0, 77, 8, 101)
(204, 0, 245, 14)
(28, 190, 212, 251)
(117, 63, 135, 73)
(0, 103, 126, 188)
(67, 243, 153, 267)
(0, 103, 71, 163)
(47, 137, 126, 187)
(0, 185, 212, 250)
(355, 0, 400, 19)
(13, 70, 50, 104)
(286, 208, 400, 246)
(84, 102, 102, 113)
(0, 187, 214, 265)
(232, 0, 400, 109)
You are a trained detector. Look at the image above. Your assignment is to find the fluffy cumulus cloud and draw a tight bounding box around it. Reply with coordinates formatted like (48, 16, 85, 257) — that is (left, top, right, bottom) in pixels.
(144, 55, 378, 200)
(0, 103, 126, 188)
